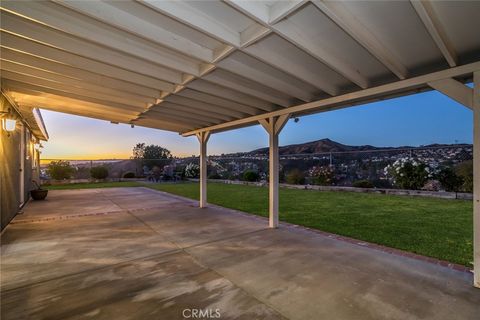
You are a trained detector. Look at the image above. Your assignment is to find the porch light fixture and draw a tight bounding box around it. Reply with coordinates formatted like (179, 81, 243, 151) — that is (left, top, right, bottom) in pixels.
(1, 117, 16, 132)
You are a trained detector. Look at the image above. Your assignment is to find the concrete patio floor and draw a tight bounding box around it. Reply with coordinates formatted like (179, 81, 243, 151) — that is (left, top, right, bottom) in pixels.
(1, 187, 479, 320)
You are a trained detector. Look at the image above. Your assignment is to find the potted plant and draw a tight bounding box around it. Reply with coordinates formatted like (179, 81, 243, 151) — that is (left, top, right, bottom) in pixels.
(30, 180, 48, 200)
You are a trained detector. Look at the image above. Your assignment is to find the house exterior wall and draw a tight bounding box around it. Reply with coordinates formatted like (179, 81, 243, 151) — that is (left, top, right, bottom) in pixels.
(1, 94, 40, 231)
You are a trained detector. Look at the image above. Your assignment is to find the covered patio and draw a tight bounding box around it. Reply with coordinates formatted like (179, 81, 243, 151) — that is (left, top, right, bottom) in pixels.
(2, 187, 479, 319)
(1, 2, 480, 317)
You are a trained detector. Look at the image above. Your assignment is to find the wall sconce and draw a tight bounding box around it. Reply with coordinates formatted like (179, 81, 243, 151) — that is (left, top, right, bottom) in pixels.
(1, 117, 17, 132)
(1, 108, 17, 134)
(34, 142, 43, 150)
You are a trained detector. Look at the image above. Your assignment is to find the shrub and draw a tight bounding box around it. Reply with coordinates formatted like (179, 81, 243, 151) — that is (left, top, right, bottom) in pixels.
(422, 180, 441, 191)
(437, 167, 463, 192)
(123, 171, 135, 178)
(309, 166, 335, 186)
(184, 163, 200, 178)
(286, 169, 305, 185)
(243, 170, 259, 182)
(227, 173, 238, 181)
(456, 160, 473, 192)
(371, 179, 392, 189)
(352, 180, 374, 188)
(47, 160, 74, 180)
(90, 166, 109, 180)
(384, 158, 434, 190)
(208, 173, 222, 179)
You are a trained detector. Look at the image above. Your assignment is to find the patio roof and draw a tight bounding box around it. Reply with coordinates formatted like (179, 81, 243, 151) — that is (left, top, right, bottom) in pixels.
(0, 1, 479, 134)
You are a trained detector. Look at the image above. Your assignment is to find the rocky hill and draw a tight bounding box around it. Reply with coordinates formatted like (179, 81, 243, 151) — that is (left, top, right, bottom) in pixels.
(246, 138, 469, 156)
(249, 138, 382, 155)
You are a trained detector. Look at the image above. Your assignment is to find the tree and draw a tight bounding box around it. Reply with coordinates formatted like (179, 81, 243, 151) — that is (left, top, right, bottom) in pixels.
(243, 170, 259, 182)
(455, 160, 473, 192)
(132, 143, 172, 169)
(132, 143, 145, 159)
(437, 167, 463, 192)
(286, 169, 305, 185)
(47, 160, 74, 180)
(90, 166, 109, 180)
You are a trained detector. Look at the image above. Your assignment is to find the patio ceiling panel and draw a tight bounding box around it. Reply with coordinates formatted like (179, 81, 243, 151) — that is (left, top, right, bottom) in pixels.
(55, 0, 221, 62)
(142, 0, 262, 48)
(242, 34, 349, 96)
(163, 95, 249, 119)
(0, 48, 163, 98)
(176, 89, 263, 116)
(7, 91, 139, 122)
(430, 1, 480, 58)
(158, 102, 234, 123)
(132, 118, 191, 133)
(185, 79, 278, 112)
(138, 109, 215, 128)
(0, 63, 156, 105)
(341, 1, 447, 72)
(0, 34, 176, 92)
(0, 0, 478, 134)
(310, 0, 408, 80)
(151, 102, 234, 123)
(0, 12, 184, 84)
(0, 74, 151, 110)
(216, 51, 319, 102)
(202, 69, 299, 107)
(1, 80, 146, 115)
(227, 0, 376, 89)
(0, 1, 204, 76)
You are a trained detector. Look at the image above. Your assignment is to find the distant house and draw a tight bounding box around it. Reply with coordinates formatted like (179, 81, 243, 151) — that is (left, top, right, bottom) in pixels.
(1, 93, 49, 230)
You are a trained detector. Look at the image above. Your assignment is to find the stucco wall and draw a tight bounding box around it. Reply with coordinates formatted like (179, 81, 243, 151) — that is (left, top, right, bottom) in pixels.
(1, 95, 40, 231)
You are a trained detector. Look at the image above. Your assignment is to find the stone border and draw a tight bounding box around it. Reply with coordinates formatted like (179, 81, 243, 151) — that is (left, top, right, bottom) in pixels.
(189, 179, 473, 200)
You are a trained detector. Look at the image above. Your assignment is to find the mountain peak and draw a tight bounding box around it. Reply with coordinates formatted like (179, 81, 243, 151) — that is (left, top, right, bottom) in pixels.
(245, 139, 470, 156)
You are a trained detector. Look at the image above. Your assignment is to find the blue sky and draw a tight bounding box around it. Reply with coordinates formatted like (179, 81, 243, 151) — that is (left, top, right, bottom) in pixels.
(40, 89, 473, 159)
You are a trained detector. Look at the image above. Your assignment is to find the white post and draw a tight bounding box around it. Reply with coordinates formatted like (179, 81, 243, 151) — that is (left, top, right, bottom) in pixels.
(196, 131, 210, 208)
(269, 124, 279, 228)
(259, 115, 290, 228)
(474, 71, 480, 288)
(428, 74, 480, 287)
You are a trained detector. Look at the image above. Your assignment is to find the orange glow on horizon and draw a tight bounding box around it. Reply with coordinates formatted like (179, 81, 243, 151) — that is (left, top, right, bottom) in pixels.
(40, 151, 193, 163)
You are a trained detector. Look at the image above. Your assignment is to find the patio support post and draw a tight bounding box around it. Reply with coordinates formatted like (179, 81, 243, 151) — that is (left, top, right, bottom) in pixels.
(196, 131, 210, 208)
(474, 71, 480, 288)
(428, 72, 479, 287)
(259, 114, 290, 228)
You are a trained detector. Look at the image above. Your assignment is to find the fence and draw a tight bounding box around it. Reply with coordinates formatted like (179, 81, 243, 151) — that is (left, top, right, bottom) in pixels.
(40, 144, 473, 192)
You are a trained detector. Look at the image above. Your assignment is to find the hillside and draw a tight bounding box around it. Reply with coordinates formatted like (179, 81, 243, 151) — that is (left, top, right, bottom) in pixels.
(247, 138, 469, 156)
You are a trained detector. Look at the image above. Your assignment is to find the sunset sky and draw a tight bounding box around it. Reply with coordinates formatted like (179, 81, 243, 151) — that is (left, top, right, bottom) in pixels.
(40, 89, 473, 160)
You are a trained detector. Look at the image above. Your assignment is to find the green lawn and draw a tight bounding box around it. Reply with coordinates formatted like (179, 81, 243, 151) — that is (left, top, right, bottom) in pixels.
(45, 181, 473, 266)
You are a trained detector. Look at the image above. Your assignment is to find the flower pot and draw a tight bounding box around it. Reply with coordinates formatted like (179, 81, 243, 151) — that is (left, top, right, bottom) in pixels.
(31, 189, 48, 200)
